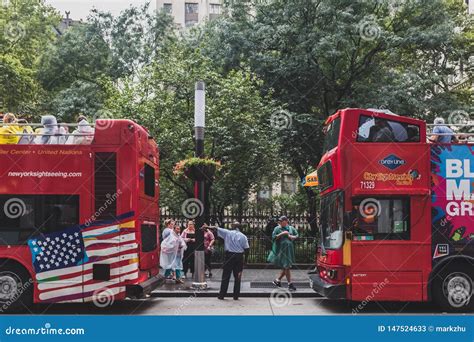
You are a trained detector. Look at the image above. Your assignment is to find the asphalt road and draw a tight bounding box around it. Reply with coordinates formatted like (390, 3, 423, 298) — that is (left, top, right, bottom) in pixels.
(8, 269, 472, 315)
(20, 297, 459, 316)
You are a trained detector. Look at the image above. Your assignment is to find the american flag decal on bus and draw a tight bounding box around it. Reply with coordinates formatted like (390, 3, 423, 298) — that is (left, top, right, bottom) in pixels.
(29, 225, 87, 273)
(27, 212, 139, 303)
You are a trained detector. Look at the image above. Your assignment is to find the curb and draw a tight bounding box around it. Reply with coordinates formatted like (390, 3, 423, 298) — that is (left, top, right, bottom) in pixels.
(151, 291, 321, 298)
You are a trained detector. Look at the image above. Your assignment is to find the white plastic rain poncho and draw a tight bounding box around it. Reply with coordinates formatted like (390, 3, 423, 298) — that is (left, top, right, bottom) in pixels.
(66, 119, 94, 145)
(160, 230, 186, 271)
(35, 115, 59, 144)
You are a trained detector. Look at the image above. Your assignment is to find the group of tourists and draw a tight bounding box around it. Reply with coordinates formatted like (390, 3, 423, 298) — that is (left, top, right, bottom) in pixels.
(159, 215, 299, 300)
(159, 219, 216, 284)
(0, 113, 94, 145)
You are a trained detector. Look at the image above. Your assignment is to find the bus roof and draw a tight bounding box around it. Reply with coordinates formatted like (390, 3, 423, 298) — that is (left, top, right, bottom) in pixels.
(326, 108, 426, 127)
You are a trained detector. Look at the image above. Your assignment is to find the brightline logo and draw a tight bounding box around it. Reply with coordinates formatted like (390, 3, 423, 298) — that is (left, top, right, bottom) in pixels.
(5, 323, 85, 335)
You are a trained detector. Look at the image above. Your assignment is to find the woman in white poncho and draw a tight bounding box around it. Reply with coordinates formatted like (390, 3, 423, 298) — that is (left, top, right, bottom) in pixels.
(66, 115, 94, 145)
(34, 115, 60, 144)
(160, 220, 186, 284)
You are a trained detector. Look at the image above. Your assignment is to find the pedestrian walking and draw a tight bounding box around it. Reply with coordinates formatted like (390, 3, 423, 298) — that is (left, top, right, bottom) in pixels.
(203, 222, 249, 300)
(268, 216, 298, 291)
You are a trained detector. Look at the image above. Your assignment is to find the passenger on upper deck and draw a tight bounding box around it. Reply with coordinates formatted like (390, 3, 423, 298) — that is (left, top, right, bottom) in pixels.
(17, 119, 34, 144)
(35, 115, 60, 144)
(57, 122, 69, 144)
(0, 113, 22, 144)
(66, 115, 94, 145)
(429, 117, 458, 144)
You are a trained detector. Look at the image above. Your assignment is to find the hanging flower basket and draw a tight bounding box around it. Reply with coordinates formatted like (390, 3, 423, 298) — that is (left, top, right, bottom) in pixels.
(174, 158, 222, 181)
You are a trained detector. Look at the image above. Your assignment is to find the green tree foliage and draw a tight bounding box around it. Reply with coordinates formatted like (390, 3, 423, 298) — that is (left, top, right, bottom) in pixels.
(37, 23, 112, 120)
(38, 24, 111, 92)
(0, 0, 59, 112)
(37, 3, 173, 120)
(105, 40, 280, 218)
(0, 54, 36, 110)
(202, 0, 474, 217)
(87, 5, 174, 79)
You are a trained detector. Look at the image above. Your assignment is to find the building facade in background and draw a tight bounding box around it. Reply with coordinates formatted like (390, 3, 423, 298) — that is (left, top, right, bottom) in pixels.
(157, 0, 222, 27)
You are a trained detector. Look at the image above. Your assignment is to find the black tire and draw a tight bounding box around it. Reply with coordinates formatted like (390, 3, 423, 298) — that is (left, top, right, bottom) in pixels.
(0, 262, 33, 313)
(433, 264, 473, 313)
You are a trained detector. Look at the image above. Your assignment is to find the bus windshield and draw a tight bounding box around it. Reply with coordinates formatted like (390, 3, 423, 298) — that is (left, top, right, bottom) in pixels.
(320, 191, 344, 249)
(322, 117, 341, 153)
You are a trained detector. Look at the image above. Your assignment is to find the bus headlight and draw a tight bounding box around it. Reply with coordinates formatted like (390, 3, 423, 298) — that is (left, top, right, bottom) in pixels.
(327, 269, 337, 280)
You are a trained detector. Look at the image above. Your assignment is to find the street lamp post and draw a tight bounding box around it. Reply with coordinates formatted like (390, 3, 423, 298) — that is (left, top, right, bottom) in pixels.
(193, 81, 207, 289)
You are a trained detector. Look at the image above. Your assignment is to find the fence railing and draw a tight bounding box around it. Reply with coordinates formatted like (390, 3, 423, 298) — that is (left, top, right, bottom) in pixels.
(211, 236, 317, 265)
(160, 208, 316, 235)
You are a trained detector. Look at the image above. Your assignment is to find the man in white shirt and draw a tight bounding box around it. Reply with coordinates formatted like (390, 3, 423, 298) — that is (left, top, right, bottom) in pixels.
(203, 222, 249, 300)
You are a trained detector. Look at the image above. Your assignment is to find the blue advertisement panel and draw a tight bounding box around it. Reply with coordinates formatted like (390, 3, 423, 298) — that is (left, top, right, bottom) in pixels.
(431, 144, 474, 265)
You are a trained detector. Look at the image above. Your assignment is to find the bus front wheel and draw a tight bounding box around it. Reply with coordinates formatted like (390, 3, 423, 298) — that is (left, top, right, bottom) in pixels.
(433, 265, 473, 313)
(0, 263, 33, 313)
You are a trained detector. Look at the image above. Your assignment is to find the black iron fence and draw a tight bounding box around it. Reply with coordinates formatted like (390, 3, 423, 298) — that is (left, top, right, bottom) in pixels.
(211, 236, 317, 265)
(160, 208, 319, 265)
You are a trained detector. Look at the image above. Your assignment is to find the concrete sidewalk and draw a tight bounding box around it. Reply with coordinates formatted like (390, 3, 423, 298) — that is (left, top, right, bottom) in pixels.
(153, 267, 319, 297)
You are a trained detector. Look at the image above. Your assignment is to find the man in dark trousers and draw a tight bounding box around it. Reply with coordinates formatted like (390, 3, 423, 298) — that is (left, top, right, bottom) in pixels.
(203, 222, 249, 300)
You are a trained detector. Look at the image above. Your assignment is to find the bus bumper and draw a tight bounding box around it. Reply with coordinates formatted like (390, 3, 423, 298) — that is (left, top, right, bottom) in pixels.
(309, 273, 346, 299)
(126, 274, 165, 299)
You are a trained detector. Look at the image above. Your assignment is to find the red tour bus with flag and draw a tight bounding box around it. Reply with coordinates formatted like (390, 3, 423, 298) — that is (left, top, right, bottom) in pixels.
(0, 119, 162, 311)
(308, 108, 473, 312)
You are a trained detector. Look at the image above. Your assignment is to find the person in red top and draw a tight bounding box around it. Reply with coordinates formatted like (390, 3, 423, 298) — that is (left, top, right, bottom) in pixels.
(203, 226, 215, 277)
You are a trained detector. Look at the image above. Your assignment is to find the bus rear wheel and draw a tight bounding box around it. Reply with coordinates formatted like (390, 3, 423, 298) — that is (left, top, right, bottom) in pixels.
(0, 263, 33, 313)
(433, 265, 473, 312)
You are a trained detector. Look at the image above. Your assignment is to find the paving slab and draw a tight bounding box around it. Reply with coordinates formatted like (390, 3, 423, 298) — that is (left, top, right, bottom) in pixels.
(153, 268, 319, 297)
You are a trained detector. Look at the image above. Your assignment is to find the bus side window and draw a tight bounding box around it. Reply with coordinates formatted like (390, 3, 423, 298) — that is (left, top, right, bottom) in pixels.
(0, 195, 79, 245)
(352, 198, 410, 240)
(144, 163, 155, 197)
(40, 195, 79, 234)
(0, 196, 35, 245)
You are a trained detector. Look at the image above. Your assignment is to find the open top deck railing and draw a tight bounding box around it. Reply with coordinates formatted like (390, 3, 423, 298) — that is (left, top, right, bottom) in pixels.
(0, 122, 95, 145)
(426, 123, 474, 143)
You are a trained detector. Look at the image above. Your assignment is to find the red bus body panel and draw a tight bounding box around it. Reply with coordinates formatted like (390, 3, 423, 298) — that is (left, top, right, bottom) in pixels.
(0, 120, 161, 304)
(314, 108, 472, 303)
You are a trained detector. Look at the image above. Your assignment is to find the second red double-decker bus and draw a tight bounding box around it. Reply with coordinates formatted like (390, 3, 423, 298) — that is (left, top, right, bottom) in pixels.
(0, 119, 162, 312)
(308, 108, 473, 312)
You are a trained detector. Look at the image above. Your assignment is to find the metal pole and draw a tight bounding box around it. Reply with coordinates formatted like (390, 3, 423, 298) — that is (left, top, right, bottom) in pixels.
(193, 81, 207, 289)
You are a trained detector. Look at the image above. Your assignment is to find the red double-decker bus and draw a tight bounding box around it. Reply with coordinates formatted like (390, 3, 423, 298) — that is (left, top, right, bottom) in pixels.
(0, 119, 162, 311)
(309, 108, 473, 312)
